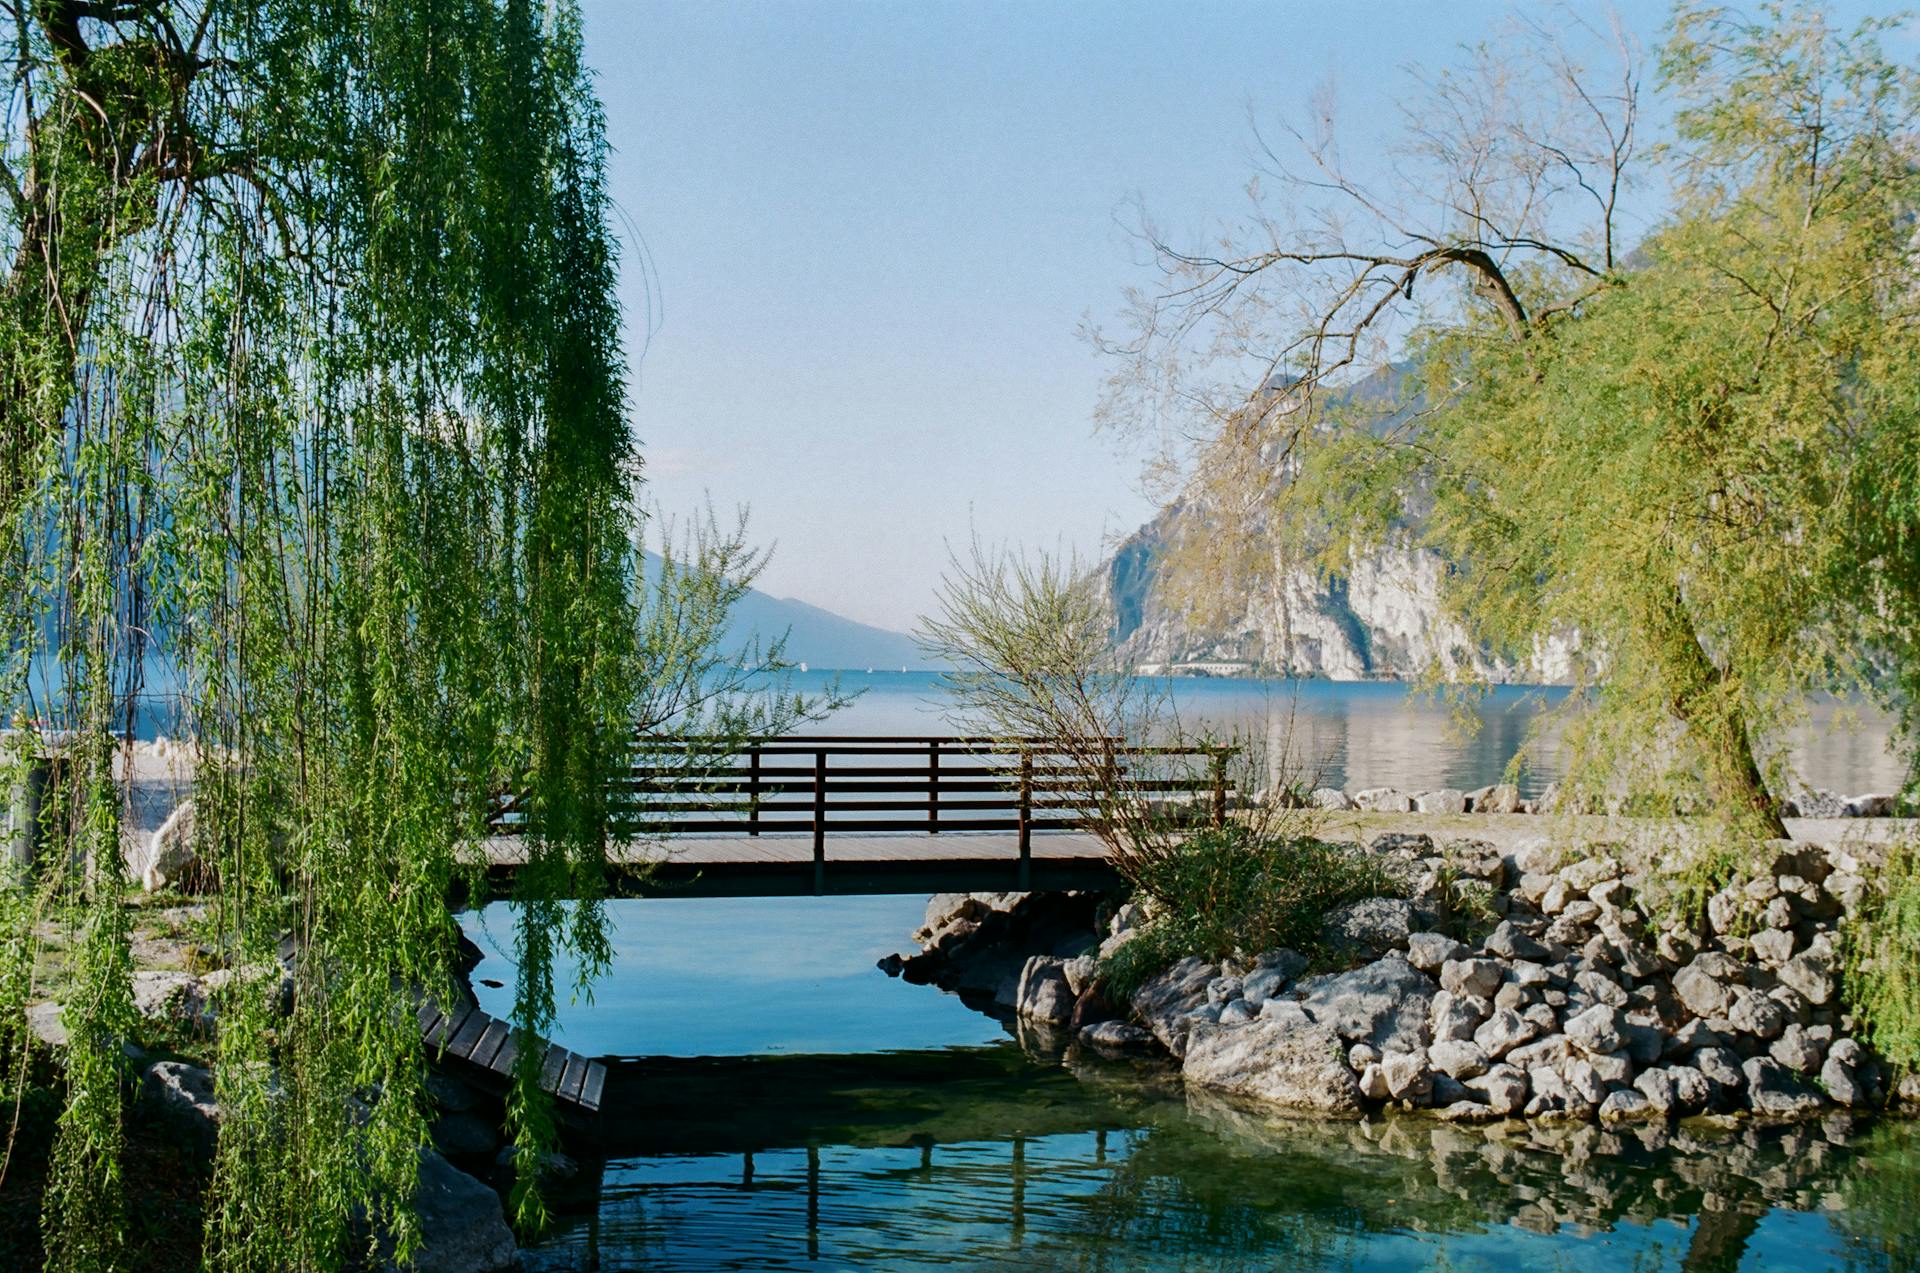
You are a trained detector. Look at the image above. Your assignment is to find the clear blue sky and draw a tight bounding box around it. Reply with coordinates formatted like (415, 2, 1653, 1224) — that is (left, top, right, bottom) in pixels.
(580, 0, 1905, 634)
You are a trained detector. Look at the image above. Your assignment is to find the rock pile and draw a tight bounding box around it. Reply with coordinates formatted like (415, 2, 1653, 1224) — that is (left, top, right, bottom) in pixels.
(883, 891, 1101, 1011)
(1303, 784, 1902, 818)
(959, 832, 1919, 1126)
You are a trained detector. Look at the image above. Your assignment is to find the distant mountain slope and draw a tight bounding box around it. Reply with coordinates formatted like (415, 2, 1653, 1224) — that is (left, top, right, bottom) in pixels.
(1101, 366, 1575, 684)
(724, 587, 927, 671)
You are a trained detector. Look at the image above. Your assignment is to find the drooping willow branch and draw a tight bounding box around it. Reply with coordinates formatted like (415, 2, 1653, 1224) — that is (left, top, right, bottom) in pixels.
(0, 2, 646, 1268)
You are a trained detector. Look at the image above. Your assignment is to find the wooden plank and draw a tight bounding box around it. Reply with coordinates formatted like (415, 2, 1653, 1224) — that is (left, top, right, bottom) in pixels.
(447, 1009, 492, 1060)
(579, 1061, 607, 1113)
(558, 1053, 589, 1104)
(490, 1031, 520, 1077)
(537, 1043, 568, 1093)
(416, 1000, 443, 1035)
(428, 1005, 474, 1051)
(469, 1019, 511, 1069)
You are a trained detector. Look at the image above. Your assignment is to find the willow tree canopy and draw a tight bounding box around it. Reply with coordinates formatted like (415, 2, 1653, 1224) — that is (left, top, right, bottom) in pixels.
(0, 3, 640, 1268)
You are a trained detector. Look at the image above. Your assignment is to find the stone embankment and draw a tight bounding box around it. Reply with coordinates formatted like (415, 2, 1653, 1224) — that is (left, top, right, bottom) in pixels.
(1302, 782, 1900, 819)
(899, 832, 1919, 1127)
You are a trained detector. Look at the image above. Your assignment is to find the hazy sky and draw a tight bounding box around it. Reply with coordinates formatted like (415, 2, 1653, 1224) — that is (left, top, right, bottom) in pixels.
(579, 0, 1903, 633)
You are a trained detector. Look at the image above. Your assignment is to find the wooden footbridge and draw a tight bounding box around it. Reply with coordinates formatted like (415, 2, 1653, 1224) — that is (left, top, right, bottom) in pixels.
(483, 735, 1233, 898)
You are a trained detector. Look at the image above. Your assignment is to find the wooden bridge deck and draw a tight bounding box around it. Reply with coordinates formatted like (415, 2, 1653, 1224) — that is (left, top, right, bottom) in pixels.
(479, 830, 1121, 897)
(418, 991, 608, 1118)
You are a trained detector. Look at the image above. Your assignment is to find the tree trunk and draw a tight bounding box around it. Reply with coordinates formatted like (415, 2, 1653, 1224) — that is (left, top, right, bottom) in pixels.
(1651, 582, 1787, 839)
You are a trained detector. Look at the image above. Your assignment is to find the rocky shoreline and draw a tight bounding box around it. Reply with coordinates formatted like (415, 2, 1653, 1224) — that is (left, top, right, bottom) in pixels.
(26, 907, 524, 1273)
(891, 830, 1920, 1127)
(1301, 782, 1901, 819)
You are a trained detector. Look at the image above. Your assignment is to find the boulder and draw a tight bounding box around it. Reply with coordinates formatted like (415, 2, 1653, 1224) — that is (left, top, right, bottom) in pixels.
(1241, 952, 1305, 1006)
(1664, 1065, 1713, 1114)
(1673, 955, 1743, 1020)
(132, 970, 212, 1033)
(1320, 898, 1414, 959)
(1471, 1009, 1539, 1060)
(1473, 784, 1522, 815)
(1067, 983, 1122, 1033)
(1844, 793, 1896, 818)
(1429, 1039, 1491, 1080)
(1727, 989, 1787, 1041)
(1769, 1024, 1823, 1074)
(1597, 1089, 1656, 1123)
(1564, 1004, 1627, 1057)
(403, 1148, 518, 1273)
(1633, 1067, 1677, 1116)
(1016, 957, 1076, 1024)
(1429, 990, 1491, 1042)
(137, 1060, 220, 1155)
(1061, 955, 1100, 997)
(1413, 789, 1467, 815)
(1297, 957, 1435, 1053)
(141, 800, 201, 892)
(1353, 788, 1414, 813)
(1820, 1037, 1873, 1108)
(1463, 1065, 1529, 1116)
(1778, 943, 1836, 1006)
(1310, 787, 1357, 811)
(1182, 1018, 1361, 1113)
(1380, 1049, 1434, 1104)
(1439, 958, 1504, 1000)
(1481, 921, 1549, 961)
(1742, 1056, 1828, 1117)
(1078, 1020, 1159, 1055)
(431, 1112, 499, 1158)
(1131, 957, 1216, 1059)
(1406, 932, 1467, 973)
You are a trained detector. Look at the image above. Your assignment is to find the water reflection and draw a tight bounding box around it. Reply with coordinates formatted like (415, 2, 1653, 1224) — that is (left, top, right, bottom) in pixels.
(521, 1040, 1920, 1272)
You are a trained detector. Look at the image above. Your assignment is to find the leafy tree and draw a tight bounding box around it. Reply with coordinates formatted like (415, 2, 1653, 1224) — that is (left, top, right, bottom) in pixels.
(1098, 4, 1920, 837)
(0, 1, 653, 1268)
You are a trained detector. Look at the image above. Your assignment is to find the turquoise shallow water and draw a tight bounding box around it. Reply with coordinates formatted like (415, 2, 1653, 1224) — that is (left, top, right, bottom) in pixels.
(468, 675, 1913, 1270)
(466, 895, 1920, 1272)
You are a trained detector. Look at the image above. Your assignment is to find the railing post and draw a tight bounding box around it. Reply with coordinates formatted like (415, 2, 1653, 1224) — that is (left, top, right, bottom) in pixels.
(813, 749, 826, 896)
(1018, 747, 1032, 890)
(928, 739, 940, 834)
(749, 743, 761, 837)
(1210, 748, 1228, 829)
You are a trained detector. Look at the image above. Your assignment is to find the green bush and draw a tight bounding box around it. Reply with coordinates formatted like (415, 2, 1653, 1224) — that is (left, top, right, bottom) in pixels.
(1100, 826, 1400, 1001)
(1846, 841, 1920, 1075)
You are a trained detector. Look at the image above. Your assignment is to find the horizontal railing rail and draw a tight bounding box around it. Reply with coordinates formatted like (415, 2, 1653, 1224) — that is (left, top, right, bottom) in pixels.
(488, 734, 1236, 890)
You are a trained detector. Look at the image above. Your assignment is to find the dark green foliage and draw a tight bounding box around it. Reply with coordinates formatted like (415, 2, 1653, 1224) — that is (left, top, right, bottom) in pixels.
(1100, 827, 1400, 1000)
(0, 1, 645, 1268)
(1845, 842, 1920, 1075)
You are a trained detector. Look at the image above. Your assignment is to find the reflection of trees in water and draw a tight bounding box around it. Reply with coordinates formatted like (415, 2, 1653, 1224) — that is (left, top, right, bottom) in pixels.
(526, 1045, 1919, 1269)
(1049, 1044, 1918, 1269)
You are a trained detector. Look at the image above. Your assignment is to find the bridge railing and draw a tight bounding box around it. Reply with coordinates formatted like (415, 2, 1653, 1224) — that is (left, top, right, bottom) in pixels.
(488, 735, 1235, 886)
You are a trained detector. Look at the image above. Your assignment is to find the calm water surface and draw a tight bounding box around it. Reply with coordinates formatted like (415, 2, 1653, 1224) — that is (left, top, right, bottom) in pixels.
(785, 670, 1907, 796)
(471, 673, 1911, 1269)
(466, 895, 1920, 1272)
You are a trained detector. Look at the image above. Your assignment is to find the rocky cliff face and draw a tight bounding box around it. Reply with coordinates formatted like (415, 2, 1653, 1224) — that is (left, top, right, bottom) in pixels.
(1106, 504, 1574, 684)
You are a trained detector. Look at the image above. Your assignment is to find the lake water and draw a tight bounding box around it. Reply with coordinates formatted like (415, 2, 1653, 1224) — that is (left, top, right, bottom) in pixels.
(469, 893, 1920, 1272)
(467, 673, 1915, 1270)
(779, 670, 1908, 796)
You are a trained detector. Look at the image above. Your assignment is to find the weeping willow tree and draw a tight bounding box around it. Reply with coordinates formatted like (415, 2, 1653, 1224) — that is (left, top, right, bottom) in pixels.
(0, 1, 646, 1268)
(1096, 4, 1920, 837)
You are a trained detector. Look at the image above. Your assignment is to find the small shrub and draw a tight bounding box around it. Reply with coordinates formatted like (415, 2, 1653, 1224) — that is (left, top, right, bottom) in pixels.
(1846, 841, 1920, 1074)
(1100, 826, 1399, 1001)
